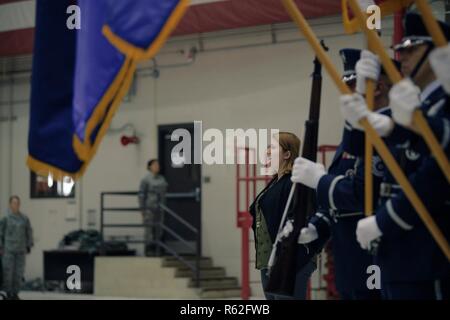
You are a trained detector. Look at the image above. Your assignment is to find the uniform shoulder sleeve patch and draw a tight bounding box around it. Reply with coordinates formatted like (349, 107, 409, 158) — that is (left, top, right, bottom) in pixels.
(372, 155, 385, 178)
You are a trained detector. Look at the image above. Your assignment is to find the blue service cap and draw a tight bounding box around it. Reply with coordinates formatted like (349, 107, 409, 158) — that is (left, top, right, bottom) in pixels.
(339, 48, 361, 83)
(393, 12, 450, 51)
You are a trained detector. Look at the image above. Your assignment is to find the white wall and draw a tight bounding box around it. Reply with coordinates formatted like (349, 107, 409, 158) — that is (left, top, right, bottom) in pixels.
(0, 16, 395, 294)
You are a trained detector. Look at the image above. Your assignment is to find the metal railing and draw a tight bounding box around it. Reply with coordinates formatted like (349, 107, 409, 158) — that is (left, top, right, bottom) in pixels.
(100, 191, 202, 287)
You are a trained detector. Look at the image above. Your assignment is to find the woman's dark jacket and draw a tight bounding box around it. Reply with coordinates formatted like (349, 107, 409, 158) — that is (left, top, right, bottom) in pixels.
(249, 173, 328, 270)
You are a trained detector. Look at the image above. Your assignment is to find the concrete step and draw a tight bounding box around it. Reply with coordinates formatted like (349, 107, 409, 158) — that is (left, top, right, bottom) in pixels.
(162, 257, 213, 268)
(189, 273, 234, 280)
(164, 254, 206, 260)
(200, 287, 242, 299)
(94, 257, 199, 299)
(160, 255, 241, 298)
(188, 277, 238, 288)
(175, 266, 226, 278)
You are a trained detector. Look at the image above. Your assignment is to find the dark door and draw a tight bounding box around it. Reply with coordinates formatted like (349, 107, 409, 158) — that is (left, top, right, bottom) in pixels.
(158, 123, 201, 255)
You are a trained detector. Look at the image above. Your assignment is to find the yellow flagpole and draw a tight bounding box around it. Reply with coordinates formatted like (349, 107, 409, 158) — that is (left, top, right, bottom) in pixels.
(281, 0, 450, 261)
(364, 47, 376, 217)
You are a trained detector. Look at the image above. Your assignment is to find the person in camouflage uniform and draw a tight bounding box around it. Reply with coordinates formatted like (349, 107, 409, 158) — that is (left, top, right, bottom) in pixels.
(138, 159, 168, 256)
(0, 196, 33, 300)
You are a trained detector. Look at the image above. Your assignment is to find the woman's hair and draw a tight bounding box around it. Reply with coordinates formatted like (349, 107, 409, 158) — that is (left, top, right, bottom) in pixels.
(9, 195, 20, 204)
(275, 132, 301, 175)
(147, 159, 158, 169)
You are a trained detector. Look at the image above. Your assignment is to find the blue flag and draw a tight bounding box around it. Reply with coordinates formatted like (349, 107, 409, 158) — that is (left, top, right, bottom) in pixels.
(28, 0, 85, 179)
(28, 0, 188, 179)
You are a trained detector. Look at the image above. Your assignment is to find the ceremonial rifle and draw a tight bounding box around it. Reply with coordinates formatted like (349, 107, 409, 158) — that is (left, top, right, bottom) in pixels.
(265, 41, 328, 296)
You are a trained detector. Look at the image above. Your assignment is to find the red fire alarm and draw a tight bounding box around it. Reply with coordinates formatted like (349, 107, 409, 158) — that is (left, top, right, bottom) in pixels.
(121, 135, 140, 146)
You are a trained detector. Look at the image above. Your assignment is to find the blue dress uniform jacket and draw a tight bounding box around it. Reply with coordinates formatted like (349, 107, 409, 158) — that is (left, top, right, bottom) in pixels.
(317, 108, 391, 213)
(310, 128, 379, 298)
(374, 83, 450, 290)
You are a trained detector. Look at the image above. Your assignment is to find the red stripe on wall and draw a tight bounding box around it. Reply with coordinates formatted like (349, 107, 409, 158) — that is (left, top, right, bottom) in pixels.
(0, 0, 341, 57)
(0, 0, 27, 5)
(0, 28, 34, 57)
(173, 0, 341, 36)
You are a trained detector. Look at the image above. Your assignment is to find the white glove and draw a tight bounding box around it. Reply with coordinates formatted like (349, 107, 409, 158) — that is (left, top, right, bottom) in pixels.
(291, 157, 326, 189)
(366, 112, 394, 137)
(280, 219, 294, 240)
(298, 223, 318, 244)
(340, 93, 394, 136)
(356, 216, 382, 250)
(429, 44, 450, 94)
(389, 78, 421, 127)
(356, 50, 381, 95)
(340, 93, 369, 130)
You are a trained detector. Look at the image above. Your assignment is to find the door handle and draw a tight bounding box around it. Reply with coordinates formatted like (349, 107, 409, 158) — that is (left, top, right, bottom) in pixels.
(195, 187, 201, 202)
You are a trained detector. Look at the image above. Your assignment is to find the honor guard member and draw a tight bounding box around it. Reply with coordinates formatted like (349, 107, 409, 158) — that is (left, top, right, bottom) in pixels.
(342, 12, 450, 299)
(0, 196, 33, 300)
(290, 49, 382, 300)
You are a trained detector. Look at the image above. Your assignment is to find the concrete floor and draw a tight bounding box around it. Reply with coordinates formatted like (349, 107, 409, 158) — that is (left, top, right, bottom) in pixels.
(15, 291, 264, 300)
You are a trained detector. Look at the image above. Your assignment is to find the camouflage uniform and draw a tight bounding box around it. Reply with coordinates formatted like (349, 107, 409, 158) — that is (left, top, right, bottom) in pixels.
(0, 210, 33, 297)
(138, 173, 168, 247)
